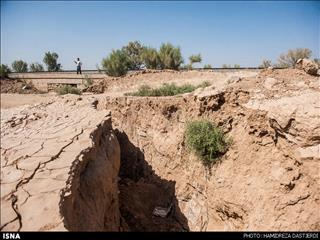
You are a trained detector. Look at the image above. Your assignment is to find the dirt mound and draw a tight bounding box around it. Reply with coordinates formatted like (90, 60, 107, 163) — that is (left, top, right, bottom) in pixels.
(100, 69, 319, 231)
(258, 68, 316, 82)
(296, 58, 319, 76)
(90, 69, 259, 96)
(0, 79, 42, 94)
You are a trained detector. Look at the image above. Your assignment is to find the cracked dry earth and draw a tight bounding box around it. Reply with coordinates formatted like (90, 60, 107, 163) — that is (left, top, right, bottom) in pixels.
(0, 69, 320, 231)
(1, 97, 120, 231)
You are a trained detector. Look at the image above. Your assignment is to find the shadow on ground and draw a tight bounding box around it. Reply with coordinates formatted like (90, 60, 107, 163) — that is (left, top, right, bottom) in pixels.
(115, 130, 190, 232)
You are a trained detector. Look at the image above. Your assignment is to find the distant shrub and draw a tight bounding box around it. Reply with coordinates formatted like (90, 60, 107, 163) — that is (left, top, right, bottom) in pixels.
(222, 64, 231, 68)
(189, 54, 202, 69)
(56, 85, 81, 95)
(126, 81, 210, 96)
(278, 48, 312, 68)
(198, 81, 211, 88)
(0, 64, 11, 78)
(259, 59, 272, 69)
(234, 64, 240, 68)
(203, 64, 212, 69)
(185, 120, 229, 165)
(158, 43, 184, 70)
(12, 60, 28, 72)
(101, 49, 129, 77)
(43, 52, 62, 71)
(122, 41, 144, 70)
(29, 63, 44, 72)
(141, 47, 160, 69)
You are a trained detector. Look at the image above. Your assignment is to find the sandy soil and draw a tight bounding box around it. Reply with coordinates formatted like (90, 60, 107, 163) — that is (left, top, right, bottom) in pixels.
(1, 69, 319, 231)
(0, 94, 55, 109)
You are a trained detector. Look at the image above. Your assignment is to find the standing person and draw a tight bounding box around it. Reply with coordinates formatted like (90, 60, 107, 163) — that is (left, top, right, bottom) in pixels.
(74, 58, 82, 74)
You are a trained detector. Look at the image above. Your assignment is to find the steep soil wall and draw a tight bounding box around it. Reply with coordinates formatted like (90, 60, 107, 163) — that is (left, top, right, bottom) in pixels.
(100, 71, 319, 231)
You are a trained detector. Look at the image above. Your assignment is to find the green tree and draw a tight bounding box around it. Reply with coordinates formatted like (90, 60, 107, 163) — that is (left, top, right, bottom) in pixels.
(259, 59, 272, 69)
(158, 43, 184, 70)
(141, 47, 160, 69)
(122, 41, 144, 70)
(101, 49, 130, 77)
(203, 64, 212, 69)
(189, 54, 202, 69)
(11, 60, 28, 72)
(29, 63, 44, 72)
(43, 52, 62, 71)
(0, 64, 11, 78)
(278, 48, 312, 68)
(222, 64, 231, 68)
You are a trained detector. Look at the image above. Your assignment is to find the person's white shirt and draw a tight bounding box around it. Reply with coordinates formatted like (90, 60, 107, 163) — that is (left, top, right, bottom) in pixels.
(75, 60, 82, 67)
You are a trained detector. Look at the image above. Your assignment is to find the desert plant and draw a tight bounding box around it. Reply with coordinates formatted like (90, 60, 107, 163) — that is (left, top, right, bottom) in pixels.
(11, 60, 28, 72)
(141, 47, 160, 69)
(29, 63, 44, 72)
(126, 81, 209, 96)
(189, 54, 202, 69)
(0, 64, 11, 78)
(185, 120, 229, 165)
(101, 49, 129, 77)
(222, 64, 231, 68)
(43, 52, 62, 71)
(278, 48, 312, 68)
(55, 85, 81, 95)
(234, 64, 240, 68)
(259, 59, 272, 69)
(82, 74, 93, 87)
(198, 81, 211, 88)
(203, 64, 212, 69)
(158, 43, 184, 70)
(122, 41, 144, 70)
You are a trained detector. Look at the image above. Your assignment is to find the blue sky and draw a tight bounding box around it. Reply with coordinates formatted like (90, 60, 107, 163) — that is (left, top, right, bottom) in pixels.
(1, 1, 319, 70)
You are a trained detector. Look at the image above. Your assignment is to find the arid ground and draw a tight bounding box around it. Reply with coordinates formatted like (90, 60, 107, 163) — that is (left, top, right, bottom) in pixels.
(1, 68, 319, 231)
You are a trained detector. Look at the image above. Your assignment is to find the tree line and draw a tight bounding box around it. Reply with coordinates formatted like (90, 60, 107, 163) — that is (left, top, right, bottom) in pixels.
(0, 51, 62, 77)
(0, 42, 318, 78)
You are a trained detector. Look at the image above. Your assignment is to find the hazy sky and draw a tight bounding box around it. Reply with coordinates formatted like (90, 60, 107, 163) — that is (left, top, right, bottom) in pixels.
(1, 1, 319, 70)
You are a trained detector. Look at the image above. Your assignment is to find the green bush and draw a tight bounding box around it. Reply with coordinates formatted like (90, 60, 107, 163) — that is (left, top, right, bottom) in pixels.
(158, 43, 184, 70)
(101, 49, 129, 77)
(56, 85, 81, 95)
(122, 41, 144, 70)
(222, 64, 231, 68)
(43, 52, 62, 71)
(234, 64, 240, 68)
(12, 60, 28, 72)
(203, 64, 212, 69)
(0, 64, 11, 78)
(29, 63, 44, 72)
(189, 54, 202, 69)
(141, 47, 160, 69)
(185, 120, 229, 165)
(126, 81, 210, 96)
